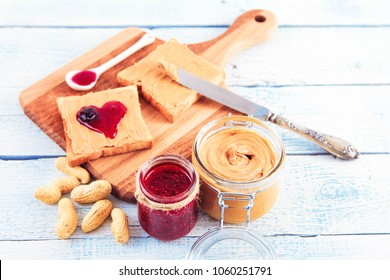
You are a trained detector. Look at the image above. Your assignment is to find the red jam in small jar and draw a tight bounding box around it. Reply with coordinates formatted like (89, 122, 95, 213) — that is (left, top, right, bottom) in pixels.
(135, 155, 199, 241)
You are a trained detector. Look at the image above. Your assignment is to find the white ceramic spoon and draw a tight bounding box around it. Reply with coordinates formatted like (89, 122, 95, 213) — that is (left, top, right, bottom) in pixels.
(65, 33, 155, 91)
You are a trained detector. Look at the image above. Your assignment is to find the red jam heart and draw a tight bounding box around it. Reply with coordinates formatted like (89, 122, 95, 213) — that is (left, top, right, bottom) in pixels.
(76, 101, 127, 139)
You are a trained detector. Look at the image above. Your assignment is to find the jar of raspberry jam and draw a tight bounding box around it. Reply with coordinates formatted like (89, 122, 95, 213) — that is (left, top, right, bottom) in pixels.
(135, 154, 199, 241)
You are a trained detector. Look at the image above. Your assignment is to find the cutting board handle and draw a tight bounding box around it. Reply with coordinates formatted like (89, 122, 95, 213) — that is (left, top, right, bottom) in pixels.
(188, 9, 278, 67)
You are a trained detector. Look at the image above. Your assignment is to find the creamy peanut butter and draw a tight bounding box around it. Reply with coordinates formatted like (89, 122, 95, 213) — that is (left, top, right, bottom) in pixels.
(199, 128, 277, 181)
(57, 86, 152, 156)
(117, 39, 225, 122)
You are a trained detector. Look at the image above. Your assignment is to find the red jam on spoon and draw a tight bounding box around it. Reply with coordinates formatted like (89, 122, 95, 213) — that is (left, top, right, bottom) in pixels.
(76, 101, 127, 138)
(71, 70, 97, 86)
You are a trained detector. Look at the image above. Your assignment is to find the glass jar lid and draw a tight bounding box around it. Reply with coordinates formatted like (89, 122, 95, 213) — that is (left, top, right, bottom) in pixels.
(187, 226, 277, 260)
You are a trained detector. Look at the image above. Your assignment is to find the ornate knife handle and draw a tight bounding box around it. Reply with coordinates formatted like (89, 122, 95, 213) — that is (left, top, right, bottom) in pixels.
(266, 112, 359, 160)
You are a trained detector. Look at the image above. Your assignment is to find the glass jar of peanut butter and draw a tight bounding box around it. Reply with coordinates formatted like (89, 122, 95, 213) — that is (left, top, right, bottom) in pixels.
(192, 115, 285, 224)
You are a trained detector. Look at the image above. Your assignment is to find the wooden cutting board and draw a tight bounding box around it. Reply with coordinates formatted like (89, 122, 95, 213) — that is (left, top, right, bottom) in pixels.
(19, 10, 277, 202)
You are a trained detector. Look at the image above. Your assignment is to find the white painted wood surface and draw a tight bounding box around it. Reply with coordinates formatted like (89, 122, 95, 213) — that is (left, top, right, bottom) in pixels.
(1, 0, 390, 260)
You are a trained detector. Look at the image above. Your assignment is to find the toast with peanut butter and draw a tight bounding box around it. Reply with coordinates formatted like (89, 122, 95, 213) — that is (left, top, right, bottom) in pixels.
(56, 86, 153, 166)
(117, 39, 225, 122)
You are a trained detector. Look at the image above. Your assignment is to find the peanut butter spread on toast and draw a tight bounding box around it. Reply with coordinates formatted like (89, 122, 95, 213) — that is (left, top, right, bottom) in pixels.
(57, 86, 152, 160)
(117, 39, 225, 122)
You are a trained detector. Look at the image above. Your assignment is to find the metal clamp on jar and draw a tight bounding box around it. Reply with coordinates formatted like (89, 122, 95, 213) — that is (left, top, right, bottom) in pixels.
(218, 192, 255, 228)
(188, 115, 285, 259)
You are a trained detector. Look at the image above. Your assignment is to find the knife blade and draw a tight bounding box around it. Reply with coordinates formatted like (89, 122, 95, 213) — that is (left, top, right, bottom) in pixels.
(172, 67, 359, 160)
(177, 68, 270, 119)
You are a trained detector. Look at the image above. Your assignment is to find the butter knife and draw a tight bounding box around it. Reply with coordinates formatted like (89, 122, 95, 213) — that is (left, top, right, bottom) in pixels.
(174, 67, 359, 160)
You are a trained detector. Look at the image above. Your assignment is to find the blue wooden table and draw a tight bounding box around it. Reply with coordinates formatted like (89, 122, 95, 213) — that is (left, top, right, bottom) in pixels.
(1, 0, 390, 259)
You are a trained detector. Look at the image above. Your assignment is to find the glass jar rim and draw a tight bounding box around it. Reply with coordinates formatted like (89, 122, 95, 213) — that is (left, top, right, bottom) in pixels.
(193, 115, 286, 190)
(137, 154, 198, 204)
(187, 226, 277, 260)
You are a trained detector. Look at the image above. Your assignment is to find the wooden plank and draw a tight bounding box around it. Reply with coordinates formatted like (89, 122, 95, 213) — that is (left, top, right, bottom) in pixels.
(1, 0, 390, 27)
(224, 27, 390, 87)
(233, 85, 390, 155)
(1, 155, 389, 241)
(0, 89, 25, 116)
(1, 85, 388, 157)
(1, 26, 389, 158)
(272, 235, 390, 260)
(0, 115, 65, 158)
(2, 27, 390, 89)
(0, 28, 121, 89)
(1, 234, 390, 259)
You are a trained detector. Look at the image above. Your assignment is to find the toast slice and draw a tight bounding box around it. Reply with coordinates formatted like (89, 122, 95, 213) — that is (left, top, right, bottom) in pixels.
(56, 86, 153, 166)
(117, 39, 225, 122)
